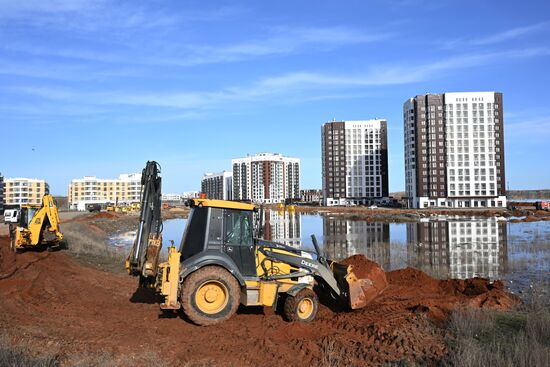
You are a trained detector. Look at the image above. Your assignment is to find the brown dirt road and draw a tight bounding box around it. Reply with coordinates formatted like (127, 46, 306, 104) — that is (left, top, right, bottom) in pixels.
(0, 237, 520, 366)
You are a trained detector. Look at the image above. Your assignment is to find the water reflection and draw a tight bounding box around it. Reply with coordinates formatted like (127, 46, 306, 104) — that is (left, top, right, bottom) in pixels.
(406, 218, 507, 279)
(323, 219, 391, 270)
(261, 210, 302, 247)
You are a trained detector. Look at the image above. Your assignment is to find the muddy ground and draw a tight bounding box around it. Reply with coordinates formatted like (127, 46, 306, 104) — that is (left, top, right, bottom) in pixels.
(0, 230, 521, 366)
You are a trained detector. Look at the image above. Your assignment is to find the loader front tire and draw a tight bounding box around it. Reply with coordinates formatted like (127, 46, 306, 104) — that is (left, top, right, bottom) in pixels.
(181, 266, 240, 326)
(283, 288, 318, 322)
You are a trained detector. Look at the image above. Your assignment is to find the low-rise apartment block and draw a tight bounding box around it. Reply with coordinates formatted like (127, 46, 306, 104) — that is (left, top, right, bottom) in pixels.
(162, 193, 183, 202)
(68, 173, 141, 211)
(300, 189, 323, 204)
(3, 178, 49, 206)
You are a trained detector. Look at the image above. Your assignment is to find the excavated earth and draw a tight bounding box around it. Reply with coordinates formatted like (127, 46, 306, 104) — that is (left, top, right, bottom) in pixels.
(0, 237, 521, 366)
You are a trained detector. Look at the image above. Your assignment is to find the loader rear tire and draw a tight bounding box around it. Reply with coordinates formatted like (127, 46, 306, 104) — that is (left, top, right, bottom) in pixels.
(181, 266, 240, 326)
(283, 288, 318, 322)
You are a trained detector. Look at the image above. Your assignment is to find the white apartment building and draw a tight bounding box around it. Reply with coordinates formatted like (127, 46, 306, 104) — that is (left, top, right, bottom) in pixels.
(322, 120, 389, 206)
(201, 171, 233, 200)
(404, 92, 506, 208)
(232, 153, 300, 204)
(4, 178, 49, 206)
(68, 173, 141, 211)
(162, 193, 183, 202)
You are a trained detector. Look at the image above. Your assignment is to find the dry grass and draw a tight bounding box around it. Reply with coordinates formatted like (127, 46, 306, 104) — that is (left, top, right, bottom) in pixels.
(318, 337, 349, 367)
(0, 336, 58, 367)
(0, 334, 171, 367)
(443, 281, 550, 367)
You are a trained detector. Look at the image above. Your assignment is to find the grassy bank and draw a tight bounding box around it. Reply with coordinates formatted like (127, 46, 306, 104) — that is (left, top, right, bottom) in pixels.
(62, 219, 130, 273)
(443, 282, 550, 367)
(0, 336, 58, 367)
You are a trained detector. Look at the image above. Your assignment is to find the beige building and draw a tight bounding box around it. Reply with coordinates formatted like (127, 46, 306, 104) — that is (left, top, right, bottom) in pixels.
(4, 178, 50, 206)
(68, 173, 141, 211)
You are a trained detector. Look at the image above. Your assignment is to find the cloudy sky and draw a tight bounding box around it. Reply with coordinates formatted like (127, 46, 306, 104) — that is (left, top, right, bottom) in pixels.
(1, 0, 549, 194)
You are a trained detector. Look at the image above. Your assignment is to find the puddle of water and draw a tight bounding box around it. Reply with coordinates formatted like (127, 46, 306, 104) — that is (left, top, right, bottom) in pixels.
(109, 211, 550, 293)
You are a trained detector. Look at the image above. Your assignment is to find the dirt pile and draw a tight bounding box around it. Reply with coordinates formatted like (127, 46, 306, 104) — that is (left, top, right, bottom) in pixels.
(0, 238, 521, 367)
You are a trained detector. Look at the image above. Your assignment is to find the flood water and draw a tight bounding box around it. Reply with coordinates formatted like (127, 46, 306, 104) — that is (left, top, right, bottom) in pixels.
(110, 211, 550, 293)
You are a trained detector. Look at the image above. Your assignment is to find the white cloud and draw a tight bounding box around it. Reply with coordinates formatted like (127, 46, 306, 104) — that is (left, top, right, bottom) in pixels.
(1, 25, 392, 69)
(442, 21, 550, 49)
(7, 46, 550, 114)
(472, 21, 550, 46)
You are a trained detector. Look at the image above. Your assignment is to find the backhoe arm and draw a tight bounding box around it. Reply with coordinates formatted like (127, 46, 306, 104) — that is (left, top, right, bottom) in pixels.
(126, 161, 163, 283)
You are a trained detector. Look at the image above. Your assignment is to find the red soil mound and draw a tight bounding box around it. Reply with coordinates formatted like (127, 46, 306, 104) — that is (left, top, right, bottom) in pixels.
(90, 211, 119, 219)
(0, 237, 521, 367)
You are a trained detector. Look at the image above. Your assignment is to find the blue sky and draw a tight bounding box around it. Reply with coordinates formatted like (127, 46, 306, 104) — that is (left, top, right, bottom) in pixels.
(1, 0, 549, 195)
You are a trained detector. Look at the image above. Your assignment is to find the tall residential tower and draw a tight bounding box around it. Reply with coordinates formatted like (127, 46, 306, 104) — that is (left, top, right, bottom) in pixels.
(321, 119, 389, 206)
(404, 92, 506, 208)
(201, 171, 233, 200)
(232, 153, 300, 204)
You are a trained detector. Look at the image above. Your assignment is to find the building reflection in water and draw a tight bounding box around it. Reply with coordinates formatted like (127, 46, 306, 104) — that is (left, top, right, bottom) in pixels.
(259, 212, 508, 280)
(261, 210, 302, 248)
(322, 217, 390, 269)
(407, 218, 508, 279)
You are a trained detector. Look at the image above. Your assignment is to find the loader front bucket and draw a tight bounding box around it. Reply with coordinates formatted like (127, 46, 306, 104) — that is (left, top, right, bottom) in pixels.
(331, 261, 387, 310)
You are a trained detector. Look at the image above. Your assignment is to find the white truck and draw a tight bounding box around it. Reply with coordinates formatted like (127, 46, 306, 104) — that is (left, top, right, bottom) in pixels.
(3, 209, 19, 223)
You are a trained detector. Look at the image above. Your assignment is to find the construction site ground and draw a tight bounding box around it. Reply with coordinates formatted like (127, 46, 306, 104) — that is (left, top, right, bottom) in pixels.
(0, 213, 522, 366)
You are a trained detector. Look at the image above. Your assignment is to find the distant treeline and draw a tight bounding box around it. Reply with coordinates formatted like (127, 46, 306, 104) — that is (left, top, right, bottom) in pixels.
(507, 190, 550, 200)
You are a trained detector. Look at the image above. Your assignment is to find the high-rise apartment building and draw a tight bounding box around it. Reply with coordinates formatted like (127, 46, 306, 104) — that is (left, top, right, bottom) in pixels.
(68, 173, 141, 210)
(201, 171, 233, 200)
(322, 120, 389, 206)
(404, 92, 506, 208)
(232, 153, 300, 204)
(4, 178, 50, 206)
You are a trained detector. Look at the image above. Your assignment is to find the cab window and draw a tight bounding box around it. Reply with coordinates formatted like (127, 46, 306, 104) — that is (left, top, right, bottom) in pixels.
(223, 209, 252, 246)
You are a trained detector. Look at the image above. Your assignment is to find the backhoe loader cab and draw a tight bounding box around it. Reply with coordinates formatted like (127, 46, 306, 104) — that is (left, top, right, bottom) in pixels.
(179, 200, 257, 277)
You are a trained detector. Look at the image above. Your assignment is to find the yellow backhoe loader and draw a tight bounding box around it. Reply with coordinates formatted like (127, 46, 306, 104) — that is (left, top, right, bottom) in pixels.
(126, 161, 375, 326)
(9, 195, 64, 252)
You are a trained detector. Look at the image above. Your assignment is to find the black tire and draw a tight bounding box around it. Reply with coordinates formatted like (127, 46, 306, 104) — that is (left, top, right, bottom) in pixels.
(181, 266, 240, 326)
(283, 288, 319, 322)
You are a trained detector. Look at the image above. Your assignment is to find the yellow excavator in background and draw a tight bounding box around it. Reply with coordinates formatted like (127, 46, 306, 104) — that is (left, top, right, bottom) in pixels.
(9, 195, 64, 252)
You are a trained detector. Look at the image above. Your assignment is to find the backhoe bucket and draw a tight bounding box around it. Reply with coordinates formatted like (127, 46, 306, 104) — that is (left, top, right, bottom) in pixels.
(331, 262, 384, 310)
